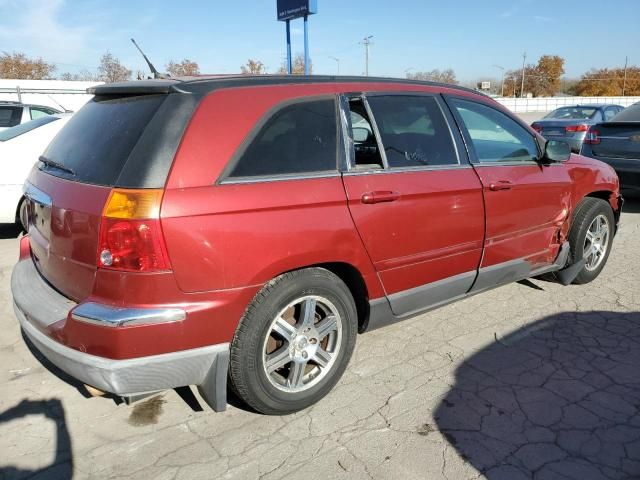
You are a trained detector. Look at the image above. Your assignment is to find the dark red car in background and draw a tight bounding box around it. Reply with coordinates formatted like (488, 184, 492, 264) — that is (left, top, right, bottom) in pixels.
(12, 76, 622, 415)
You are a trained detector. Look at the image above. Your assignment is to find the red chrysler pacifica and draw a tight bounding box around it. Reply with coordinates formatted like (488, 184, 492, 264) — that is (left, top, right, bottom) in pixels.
(12, 76, 622, 415)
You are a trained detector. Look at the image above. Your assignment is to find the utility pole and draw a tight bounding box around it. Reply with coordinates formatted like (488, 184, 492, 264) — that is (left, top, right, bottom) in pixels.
(520, 52, 526, 98)
(622, 56, 628, 96)
(493, 65, 505, 97)
(361, 36, 373, 76)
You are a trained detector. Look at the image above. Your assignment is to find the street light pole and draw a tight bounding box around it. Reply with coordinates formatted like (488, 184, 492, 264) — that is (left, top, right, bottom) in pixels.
(492, 64, 505, 97)
(329, 56, 340, 75)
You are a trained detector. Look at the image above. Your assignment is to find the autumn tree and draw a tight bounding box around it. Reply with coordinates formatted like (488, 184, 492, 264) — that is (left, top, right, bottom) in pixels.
(575, 67, 640, 96)
(97, 53, 131, 83)
(407, 69, 458, 85)
(0, 52, 55, 79)
(278, 53, 312, 75)
(166, 59, 200, 77)
(241, 59, 266, 75)
(503, 55, 565, 97)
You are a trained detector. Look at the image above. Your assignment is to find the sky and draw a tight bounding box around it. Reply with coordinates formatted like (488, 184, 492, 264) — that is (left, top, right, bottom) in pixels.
(1, 0, 639, 82)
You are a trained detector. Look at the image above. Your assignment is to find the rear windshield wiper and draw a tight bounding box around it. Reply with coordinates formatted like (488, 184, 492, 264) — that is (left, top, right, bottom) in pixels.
(39, 156, 75, 176)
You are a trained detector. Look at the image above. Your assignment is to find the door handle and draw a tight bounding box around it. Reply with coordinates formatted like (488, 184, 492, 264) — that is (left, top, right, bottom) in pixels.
(489, 181, 514, 191)
(361, 191, 400, 204)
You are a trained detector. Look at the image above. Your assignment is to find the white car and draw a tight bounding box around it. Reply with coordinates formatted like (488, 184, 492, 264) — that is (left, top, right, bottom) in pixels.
(0, 114, 71, 225)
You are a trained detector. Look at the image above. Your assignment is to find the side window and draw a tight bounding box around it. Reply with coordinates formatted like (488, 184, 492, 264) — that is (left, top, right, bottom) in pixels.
(367, 96, 458, 167)
(228, 99, 337, 178)
(30, 107, 53, 120)
(450, 98, 539, 164)
(348, 99, 384, 168)
(0, 107, 23, 128)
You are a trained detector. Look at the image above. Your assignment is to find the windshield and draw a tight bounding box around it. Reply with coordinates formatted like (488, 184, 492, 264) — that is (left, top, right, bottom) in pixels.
(544, 107, 597, 120)
(0, 115, 61, 142)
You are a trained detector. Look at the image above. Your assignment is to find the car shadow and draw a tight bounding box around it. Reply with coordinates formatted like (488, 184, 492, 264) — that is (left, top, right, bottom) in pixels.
(435, 311, 640, 479)
(0, 224, 21, 239)
(622, 196, 640, 214)
(0, 398, 73, 479)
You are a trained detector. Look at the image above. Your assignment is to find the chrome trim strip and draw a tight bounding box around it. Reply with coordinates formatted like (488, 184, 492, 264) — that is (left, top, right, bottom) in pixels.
(342, 164, 472, 176)
(23, 182, 52, 208)
(218, 171, 340, 185)
(71, 302, 186, 328)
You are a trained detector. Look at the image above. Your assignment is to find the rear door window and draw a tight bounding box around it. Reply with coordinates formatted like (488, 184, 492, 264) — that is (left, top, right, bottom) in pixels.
(227, 98, 338, 179)
(366, 95, 459, 168)
(41, 94, 165, 186)
(450, 98, 539, 164)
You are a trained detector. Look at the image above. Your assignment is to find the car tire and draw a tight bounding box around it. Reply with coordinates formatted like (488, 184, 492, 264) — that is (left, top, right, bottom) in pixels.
(229, 268, 357, 415)
(568, 197, 615, 285)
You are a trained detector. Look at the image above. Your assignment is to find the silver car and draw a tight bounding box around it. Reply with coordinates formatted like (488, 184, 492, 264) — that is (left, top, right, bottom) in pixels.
(531, 104, 624, 152)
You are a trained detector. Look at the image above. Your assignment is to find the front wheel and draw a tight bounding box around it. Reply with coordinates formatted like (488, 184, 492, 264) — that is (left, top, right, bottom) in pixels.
(229, 268, 357, 415)
(568, 197, 615, 284)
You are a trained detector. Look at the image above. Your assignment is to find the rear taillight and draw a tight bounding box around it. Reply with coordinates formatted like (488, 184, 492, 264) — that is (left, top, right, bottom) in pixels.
(98, 189, 171, 272)
(584, 127, 601, 145)
(532, 124, 543, 133)
(565, 124, 590, 133)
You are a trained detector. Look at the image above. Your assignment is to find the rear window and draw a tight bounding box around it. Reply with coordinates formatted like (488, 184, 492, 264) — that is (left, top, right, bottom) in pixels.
(0, 116, 60, 142)
(41, 95, 165, 186)
(0, 106, 22, 128)
(544, 107, 597, 120)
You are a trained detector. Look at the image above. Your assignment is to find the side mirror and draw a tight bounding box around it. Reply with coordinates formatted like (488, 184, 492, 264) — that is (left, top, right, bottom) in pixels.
(544, 139, 571, 162)
(352, 127, 371, 143)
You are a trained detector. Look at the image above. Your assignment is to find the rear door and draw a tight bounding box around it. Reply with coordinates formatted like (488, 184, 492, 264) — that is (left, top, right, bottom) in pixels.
(341, 93, 485, 316)
(24, 93, 175, 301)
(446, 96, 572, 289)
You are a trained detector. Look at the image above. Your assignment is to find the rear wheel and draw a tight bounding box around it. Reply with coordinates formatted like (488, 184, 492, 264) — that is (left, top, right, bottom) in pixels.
(568, 197, 615, 284)
(229, 268, 357, 415)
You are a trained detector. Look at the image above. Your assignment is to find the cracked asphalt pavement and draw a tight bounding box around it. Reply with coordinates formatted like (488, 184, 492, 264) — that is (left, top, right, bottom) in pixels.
(1, 198, 639, 480)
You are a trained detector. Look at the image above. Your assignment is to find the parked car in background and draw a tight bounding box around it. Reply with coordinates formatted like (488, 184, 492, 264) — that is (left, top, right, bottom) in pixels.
(12, 76, 621, 415)
(531, 104, 625, 152)
(0, 114, 71, 225)
(581, 102, 640, 194)
(0, 101, 63, 131)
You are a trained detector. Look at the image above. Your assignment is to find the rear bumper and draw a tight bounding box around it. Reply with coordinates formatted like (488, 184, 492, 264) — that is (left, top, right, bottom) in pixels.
(11, 258, 229, 411)
(594, 157, 640, 191)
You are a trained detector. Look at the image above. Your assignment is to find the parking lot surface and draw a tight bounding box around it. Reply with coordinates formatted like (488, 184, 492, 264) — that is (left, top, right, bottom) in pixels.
(1, 198, 639, 480)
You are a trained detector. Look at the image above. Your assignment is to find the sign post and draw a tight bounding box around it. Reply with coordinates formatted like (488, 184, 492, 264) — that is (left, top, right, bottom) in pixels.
(277, 0, 317, 75)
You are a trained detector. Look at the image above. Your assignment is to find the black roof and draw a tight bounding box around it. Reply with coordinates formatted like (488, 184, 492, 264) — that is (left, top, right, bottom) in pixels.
(88, 75, 483, 97)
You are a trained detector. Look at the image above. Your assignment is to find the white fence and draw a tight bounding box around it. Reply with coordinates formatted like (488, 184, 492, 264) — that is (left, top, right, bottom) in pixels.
(0, 79, 101, 112)
(496, 96, 640, 113)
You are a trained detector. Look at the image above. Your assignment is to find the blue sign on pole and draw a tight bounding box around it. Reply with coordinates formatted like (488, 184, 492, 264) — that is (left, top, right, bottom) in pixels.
(277, 0, 317, 22)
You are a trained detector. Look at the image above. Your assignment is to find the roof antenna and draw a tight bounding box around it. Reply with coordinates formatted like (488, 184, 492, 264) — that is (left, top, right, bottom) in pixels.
(130, 38, 166, 79)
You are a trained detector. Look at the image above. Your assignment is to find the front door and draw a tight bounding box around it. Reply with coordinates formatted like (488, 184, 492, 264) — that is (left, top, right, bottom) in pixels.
(341, 93, 485, 316)
(446, 96, 573, 291)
